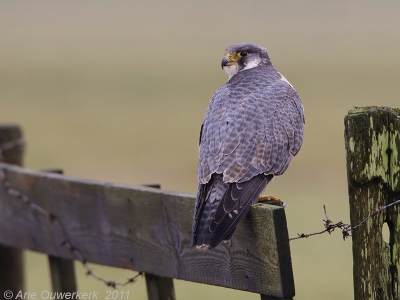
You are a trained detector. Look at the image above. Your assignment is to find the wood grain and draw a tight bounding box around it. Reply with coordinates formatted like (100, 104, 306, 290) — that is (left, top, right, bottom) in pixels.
(345, 106, 400, 299)
(0, 163, 294, 297)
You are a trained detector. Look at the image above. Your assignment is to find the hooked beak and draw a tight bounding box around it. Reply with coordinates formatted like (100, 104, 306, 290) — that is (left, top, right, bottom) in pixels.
(221, 53, 237, 69)
(221, 56, 231, 69)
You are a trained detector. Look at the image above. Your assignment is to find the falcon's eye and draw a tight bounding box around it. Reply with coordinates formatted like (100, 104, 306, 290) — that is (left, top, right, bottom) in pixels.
(239, 51, 248, 57)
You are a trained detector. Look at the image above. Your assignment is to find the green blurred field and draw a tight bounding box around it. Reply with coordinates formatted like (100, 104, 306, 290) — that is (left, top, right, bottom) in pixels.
(1, 1, 400, 299)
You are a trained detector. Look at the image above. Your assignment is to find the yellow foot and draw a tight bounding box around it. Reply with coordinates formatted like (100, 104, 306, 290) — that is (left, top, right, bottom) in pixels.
(258, 195, 282, 202)
(258, 195, 284, 207)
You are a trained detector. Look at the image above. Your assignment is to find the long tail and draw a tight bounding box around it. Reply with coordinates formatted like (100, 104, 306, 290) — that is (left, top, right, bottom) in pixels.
(191, 173, 273, 249)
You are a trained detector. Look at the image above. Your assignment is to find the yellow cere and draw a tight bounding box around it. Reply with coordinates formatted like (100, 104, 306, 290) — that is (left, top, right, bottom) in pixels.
(225, 53, 238, 64)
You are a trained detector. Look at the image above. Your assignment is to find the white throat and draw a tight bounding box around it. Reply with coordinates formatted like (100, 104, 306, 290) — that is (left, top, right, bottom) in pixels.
(223, 64, 239, 79)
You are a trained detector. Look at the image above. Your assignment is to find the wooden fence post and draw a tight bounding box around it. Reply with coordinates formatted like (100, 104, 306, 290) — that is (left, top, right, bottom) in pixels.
(143, 184, 176, 300)
(48, 255, 78, 295)
(43, 169, 78, 297)
(145, 273, 176, 300)
(260, 293, 292, 300)
(0, 125, 25, 296)
(344, 107, 400, 299)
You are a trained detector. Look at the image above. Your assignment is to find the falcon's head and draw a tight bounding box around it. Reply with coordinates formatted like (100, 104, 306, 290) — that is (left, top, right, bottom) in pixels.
(221, 43, 272, 79)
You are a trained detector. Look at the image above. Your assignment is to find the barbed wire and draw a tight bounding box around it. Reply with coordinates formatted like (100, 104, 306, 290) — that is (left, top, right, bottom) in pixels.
(3, 139, 400, 279)
(290, 201, 400, 241)
(0, 140, 143, 288)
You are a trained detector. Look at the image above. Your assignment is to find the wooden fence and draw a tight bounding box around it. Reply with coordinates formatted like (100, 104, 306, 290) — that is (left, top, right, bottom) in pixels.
(2, 105, 399, 300)
(0, 125, 294, 300)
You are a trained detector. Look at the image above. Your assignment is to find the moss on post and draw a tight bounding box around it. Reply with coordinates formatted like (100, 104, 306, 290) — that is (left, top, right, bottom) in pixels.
(345, 106, 400, 299)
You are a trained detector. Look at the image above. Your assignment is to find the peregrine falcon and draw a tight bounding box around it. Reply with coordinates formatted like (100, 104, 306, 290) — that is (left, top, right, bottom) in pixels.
(190, 43, 305, 250)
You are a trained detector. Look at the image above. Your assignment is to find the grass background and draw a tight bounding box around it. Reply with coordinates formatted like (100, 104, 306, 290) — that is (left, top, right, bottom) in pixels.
(1, 1, 400, 299)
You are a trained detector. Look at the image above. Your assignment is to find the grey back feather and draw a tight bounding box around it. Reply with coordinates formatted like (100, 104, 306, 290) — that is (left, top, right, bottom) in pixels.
(198, 65, 304, 184)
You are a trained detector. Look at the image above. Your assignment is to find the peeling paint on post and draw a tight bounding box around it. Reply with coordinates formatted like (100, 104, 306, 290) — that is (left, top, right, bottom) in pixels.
(345, 106, 400, 300)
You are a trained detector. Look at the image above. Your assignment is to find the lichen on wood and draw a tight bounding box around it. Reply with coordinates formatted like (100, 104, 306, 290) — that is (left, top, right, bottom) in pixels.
(345, 106, 400, 300)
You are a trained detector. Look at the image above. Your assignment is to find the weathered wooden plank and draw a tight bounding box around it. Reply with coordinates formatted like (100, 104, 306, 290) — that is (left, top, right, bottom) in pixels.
(344, 106, 400, 299)
(0, 163, 294, 297)
(0, 125, 25, 295)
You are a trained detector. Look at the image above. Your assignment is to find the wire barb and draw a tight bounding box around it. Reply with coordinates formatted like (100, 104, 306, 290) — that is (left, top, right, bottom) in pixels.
(290, 201, 400, 241)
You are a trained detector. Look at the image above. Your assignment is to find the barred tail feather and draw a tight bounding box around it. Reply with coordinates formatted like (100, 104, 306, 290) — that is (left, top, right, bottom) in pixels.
(191, 173, 273, 249)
